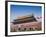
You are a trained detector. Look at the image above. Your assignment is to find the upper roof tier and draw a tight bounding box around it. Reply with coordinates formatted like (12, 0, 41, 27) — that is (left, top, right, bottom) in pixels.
(12, 14, 37, 24)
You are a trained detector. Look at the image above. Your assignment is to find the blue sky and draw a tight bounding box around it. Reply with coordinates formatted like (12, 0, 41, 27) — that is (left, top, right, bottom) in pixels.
(10, 5, 42, 22)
